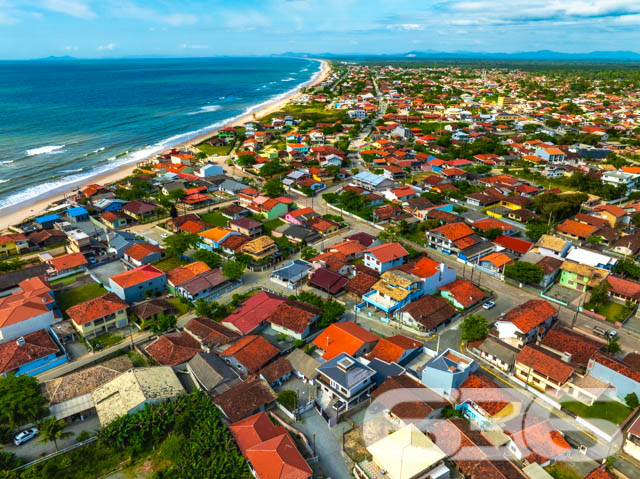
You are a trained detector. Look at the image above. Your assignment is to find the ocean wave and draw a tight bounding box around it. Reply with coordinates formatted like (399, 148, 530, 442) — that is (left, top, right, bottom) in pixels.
(0, 59, 325, 212)
(26, 145, 65, 156)
(188, 105, 222, 115)
(0, 160, 14, 165)
(93, 147, 105, 153)
(62, 168, 83, 173)
(281, 77, 296, 82)
(0, 179, 8, 184)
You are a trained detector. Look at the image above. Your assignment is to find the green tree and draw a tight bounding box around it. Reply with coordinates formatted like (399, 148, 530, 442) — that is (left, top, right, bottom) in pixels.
(301, 247, 318, 260)
(0, 375, 48, 429)
(604, 336, 622, 356)
(37, 416, 73, 452)
(319, 301, 346, 328)
(586, 235, 603, 246)
(192, 249, 222, 268)
(276, 390, 298, 413)
(589, 281, 610, 307)
(526, 221, 550, 242)
(167, 188, 186, 204)
(163, 233, 199, 257)
(263, 177, 285, 198)
(504, 261, 544, 284)
(0, 451, 22, 471)
(625, 392, 639, 409)
(152, 314, 177, 333)
(237, 154, 255, 167)
(460, 314, 489, 342)
(169, 204, 178, 218)
(222, 261, 246, 280)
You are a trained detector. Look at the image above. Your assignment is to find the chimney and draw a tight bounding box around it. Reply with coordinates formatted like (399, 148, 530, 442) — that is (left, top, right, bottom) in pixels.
(16, 337, 25, 346)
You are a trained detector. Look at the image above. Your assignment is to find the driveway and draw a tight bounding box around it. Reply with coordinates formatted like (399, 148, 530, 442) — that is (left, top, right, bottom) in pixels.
(6, 416, 101, 462)
(90, 260, 127, 287)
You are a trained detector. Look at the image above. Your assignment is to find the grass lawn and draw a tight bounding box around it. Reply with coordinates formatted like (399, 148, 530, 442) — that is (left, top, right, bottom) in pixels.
(196, 142, 231, 156)
(153, 256, 190, 272)
(49, 272, 86, 286)
(199, 210, 230, 227)
(263, 218, 284, 234)
(89, 332, 123, 349)
(127, 350, 149, 367)
(546, 462, 583, 479)
(590, 300, 635, 323)
(167, 296, 191, 315)
(55, 282, 107, 317)
(561, 400, 632, 425)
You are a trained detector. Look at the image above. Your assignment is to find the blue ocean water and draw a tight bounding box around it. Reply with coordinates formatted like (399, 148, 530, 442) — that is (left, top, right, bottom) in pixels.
(0, 57, 320, 211)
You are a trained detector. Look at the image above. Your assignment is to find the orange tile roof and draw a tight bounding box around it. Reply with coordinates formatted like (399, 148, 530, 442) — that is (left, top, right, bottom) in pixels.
(503, 299, 557, 334)
(312, 322, 379, 360)
(0, 277, 54, 327)
(457, 373, 510, 416)
(557, 219, 597, 238)
(110, 264, 165, 289)
(0, 329, 59, 374)
(431, 222, 474, 241)
(439, 279, 486, 308)
(409, 256, 440, 278)
(363, 242, 409, 263)
(67, 292, 128, 325)
(145, 331, 202, 366)
(327, 240, 365, 257)
(199, 227, 233, 242)
(166, 261, 210, 286)
(510, 420, 571, 465)
(365, 334, 421, 363)
(124, 242, 163, 262)
(48, 252, 87, 272)
(220, 335, 279, 373)
(516, 345, 574, 384)
(480, 252, 513, 268)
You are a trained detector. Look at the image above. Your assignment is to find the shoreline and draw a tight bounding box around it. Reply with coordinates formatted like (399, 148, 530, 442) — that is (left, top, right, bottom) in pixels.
(0, 58, 330, 231)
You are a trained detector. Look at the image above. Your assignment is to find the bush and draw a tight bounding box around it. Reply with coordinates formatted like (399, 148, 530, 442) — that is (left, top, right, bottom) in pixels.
(75, 430, 92, 443)
(277, 390, 298, 412)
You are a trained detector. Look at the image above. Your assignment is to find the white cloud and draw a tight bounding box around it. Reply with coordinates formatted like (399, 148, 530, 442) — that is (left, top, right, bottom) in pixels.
(39, 0, 96, 20)
(180, 44, 208, 49)
(64, 45, 78, 51)
(111, 3, 196, 26)
(97, 42, 116, 51)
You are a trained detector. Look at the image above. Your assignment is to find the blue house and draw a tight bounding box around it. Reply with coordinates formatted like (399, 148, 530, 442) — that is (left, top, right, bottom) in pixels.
(94, 199, 125, 212)
(108, 264, 167, 303)
(34, 213, 60, 229)
(0, 329, 68, 377)
(66, 206, 90, 223)
(421, 348, 477, 398)
(587, 353, 640, 401)
(361, 270, 424, 320)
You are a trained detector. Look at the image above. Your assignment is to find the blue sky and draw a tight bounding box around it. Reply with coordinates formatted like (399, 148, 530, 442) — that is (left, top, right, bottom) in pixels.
(1, 0, 640, 59)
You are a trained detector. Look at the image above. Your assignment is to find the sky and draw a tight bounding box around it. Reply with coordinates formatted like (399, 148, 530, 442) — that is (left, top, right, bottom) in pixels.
(1, 0, 640, 59)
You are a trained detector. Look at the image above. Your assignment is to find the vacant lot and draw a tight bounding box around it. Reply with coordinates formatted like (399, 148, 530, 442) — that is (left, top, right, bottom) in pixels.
(56, 282, 108, 316)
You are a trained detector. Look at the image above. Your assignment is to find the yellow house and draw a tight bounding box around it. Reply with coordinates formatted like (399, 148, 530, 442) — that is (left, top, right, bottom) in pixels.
(515, 345, 573, 398)
(499, 196, 530, 211)
(241, 236, 279, 261)
(66, 292, 129, 339)
(0, 233, 29, 257)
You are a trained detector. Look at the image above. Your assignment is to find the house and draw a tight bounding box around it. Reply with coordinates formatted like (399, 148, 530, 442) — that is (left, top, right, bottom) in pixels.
(92, 367, 185, 426)
(472, 336, 519, 372)
(540, 327, 603, 371)
(42, 356, 133, 421)
(362, 270, 424, 318)
(365, 335, 422, 365)
(421, 348, 477, 397)
(514, 345, 574, 396)
(130, 298, 176, 323)
(0, 233, 29, 257)
(534, 234, 570, 259)
(145, 331, 202, 366)
(229, 412, 312, 479)
(259, 356, 293, 387)
(439, 279, 486, 309)
(316, 353, 376, 412)
(587, 352, 640, 400)
(166, 261, 210, 293)
(198, 227, 240, 251)
(312, 322, 379, 360)
(286, 348, 321, 383)
(623, 415, 640, 463)
(228, 218, 263, 238)
(351, 171, 394, 191)
(46, 252, 88, 278)
(383, 185, 420, 202)
(65, 206, 89, 223)
(507, 420, 571, 466)
(535, 146, 566, 163)
(583, 467, 618, 479)
(479, 251, 514, 274)
(220, 335, 280, 375)
(455, 374, 511, 428)
(427, 222, 486, 259)
(536, 255, 564, 287)
(0, 329, 67, 377)
(361, 424, 448, 479)
(612, 233, 640, 257)
(186, 353, 239, 394)
(606, 275, 640, 304)
(493, 235, 532, 257)
(34, 213, 61, 229)
(241, 236, 279, 262)
(270, 259, 312, 289)
(0, 276, 59, 342)
(494, 300, 558, 348)
(122, 200, 160, 221)
(593, 204, 629, 228)
(601, 170, 639, 192)
(123, 242, 165, 267)
(213, 377, 277, 422)
(558, 261, 608, 292)
(397, 294, 458, 334)
(66, 293, 128, 339)
(108, 264, 166, 303)
(308, 268, 349, 295)
(266, 301, 322, 341)
(0, 263, 49, 294)
(556, 219, 598, 243)
(175, 268, 237, 302)
(184, 316, 238, 352)
(100, 211, 129, 229)
(222, 291, 286, 335)
(363, 242, 409, 273)
(565, 246, 617, 270)
(27, 229, 66, 249)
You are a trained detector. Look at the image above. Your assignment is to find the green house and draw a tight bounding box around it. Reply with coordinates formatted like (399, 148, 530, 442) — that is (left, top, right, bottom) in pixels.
(558, 261, 608, 292)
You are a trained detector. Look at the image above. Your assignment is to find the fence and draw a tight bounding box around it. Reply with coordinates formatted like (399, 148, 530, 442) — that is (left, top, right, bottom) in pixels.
(13, 436, 97, 471)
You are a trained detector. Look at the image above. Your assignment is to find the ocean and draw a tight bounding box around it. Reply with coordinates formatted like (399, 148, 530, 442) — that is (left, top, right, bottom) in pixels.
(0, 57, 321, 212)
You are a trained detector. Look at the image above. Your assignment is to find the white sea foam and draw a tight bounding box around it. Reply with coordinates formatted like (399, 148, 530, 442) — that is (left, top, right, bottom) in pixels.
(281, 77, 296, 82)
(0, 161, 14, 165)
(62, 168, 83, 173)
(0, 59, 325, 212)
(25, 145, 65, 156)
(0, 179, 8, 184)
(188, 105, 222, 115)
(94, 147, 105, 153)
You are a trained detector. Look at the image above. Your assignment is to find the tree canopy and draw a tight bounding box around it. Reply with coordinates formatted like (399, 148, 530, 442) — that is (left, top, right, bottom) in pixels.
(0, 375, 48, 429)
(222, 261, 246, 280)
(504, 261, 544, 284)
(163, 233, 199, 257)
(460, 314, 489, 342)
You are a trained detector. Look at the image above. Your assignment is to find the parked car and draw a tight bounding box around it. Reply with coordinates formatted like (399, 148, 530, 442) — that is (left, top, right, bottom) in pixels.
(161, 233, 169, 239)
(482, 301, 496, 310)
(593, 326, 617, 339)
(14, 427, 38, 446)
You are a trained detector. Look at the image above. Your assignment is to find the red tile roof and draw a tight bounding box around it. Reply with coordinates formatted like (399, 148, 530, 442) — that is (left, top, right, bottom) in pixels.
(473, 218, 511, 232)
(493, 235, 532, 255)
(223, 291, 286, 335)
(502, 299, 557, 334)
(431, 222, 474, 241)
(363, 242, 409, 263)
(308, 268, 348, 294)
(370, 374, 446, 422)
(124, 242, 163, 262)
(48, 252, 87, 273)
(541, 327, 603, 367)
(312, 322, 379, 360)
(606, 275, 640, 301)
(399, 294, 458, 330)
(67, 293, 128, 326)
(366, 334, 421, 363)
(510, 420, 571, 464)
(557, 219, 598, 238)
(516, 345, 574, 384)
(590, 351, 640, 383)
(439, 279, 486, 308)
(184, 316, 238, 348)
(259, 357, 293, 384)
(220, 335, 279, 373)
(266, 301, 322, 334)
(110, 264, 165, 289)
(213, 377, 276, 422)
(457, 374, 510, 416)
(145, 331, 202, 366)
(0, 329, 59, 374)
(583, 467, 617, 479)
(345, 272, 379, 297)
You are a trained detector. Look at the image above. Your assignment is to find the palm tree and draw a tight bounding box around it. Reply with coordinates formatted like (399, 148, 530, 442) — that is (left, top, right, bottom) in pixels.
(37, 417, 74, 452)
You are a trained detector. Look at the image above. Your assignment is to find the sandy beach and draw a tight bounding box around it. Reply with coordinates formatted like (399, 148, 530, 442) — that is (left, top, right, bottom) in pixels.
(0, 59, 330, 231)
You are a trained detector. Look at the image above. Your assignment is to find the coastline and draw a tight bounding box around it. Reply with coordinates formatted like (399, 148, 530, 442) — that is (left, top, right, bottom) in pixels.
(0, 58, 330, 231)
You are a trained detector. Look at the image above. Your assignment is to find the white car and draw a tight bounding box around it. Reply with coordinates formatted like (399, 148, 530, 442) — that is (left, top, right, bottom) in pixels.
(482, 301, 496, 310)
(161, 233, 169, 239)
(14, 427, 38, 446)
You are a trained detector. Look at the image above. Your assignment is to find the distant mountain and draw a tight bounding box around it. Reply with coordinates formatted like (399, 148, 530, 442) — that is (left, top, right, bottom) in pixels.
(32, 55, 78, 61)
(277, 50, 640, 62)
